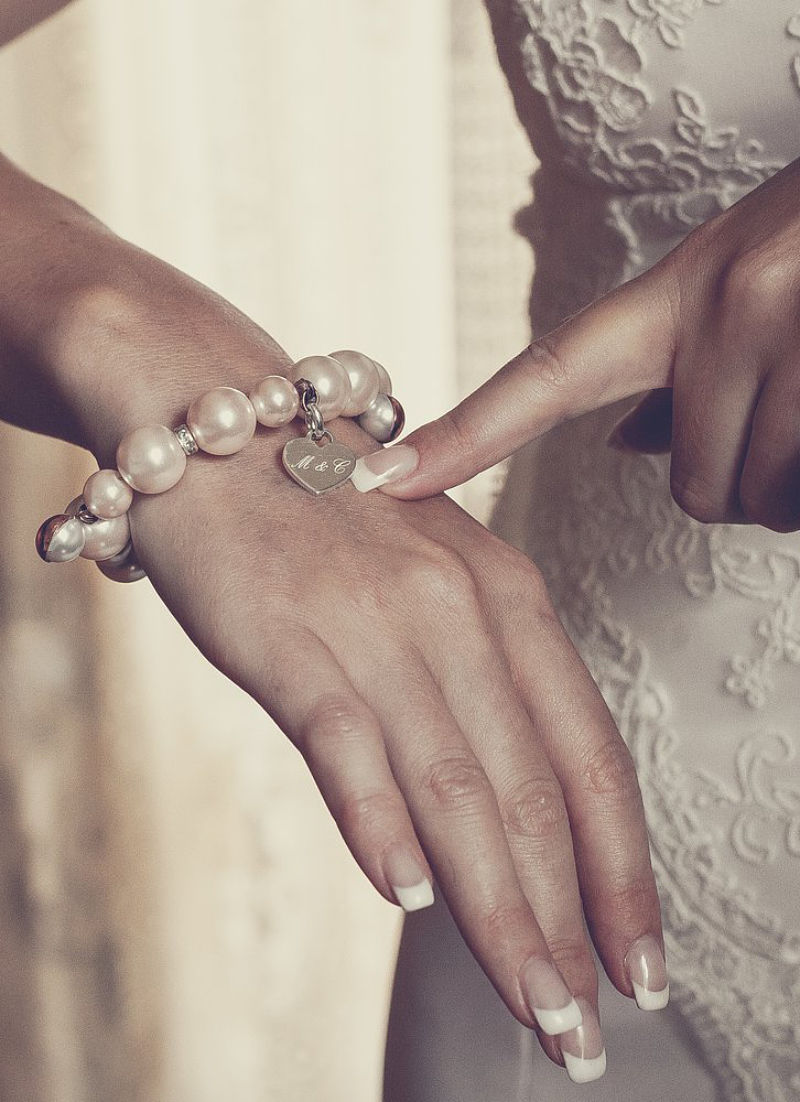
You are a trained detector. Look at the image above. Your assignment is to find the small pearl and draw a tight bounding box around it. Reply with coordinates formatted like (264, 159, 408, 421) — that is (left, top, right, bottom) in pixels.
(357, 394, 405, 443)
(373, 359, 392, 396)
(186, 386, 257, 455)
(117, 425, 187, 494)
(289, 355, 352, 419)
(328, 350, 381, 416)
(66, 498, 131, 561)
(249, 375, 300, 427)
(83, 469, 134, 519)
(36, 514, 86, 562)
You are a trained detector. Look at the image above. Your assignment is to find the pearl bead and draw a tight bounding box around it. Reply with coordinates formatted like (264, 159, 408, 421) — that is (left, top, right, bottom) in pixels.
(117, 425, 187, 494)
(66, 497, 131, 561)
(36, 514, 86, 562)
(289, 355, 352, 419)
(83, 468, 134, 519)
(328, 350, 381, 416)
(96, 542, 147, 583)
(186, 386, 257, 455)
(357, 394, 405, 443)
(373, 359, 392, 396)
(249, 375, 300, 427)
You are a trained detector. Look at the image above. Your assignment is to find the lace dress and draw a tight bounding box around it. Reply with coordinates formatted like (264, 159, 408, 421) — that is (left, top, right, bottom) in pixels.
(383, 2, 800, 1100)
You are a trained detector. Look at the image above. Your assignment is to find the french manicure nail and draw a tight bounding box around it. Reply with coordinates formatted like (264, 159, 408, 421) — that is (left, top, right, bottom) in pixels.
(350, 444, 419, 493)
(519, 957, 583, 1035)
(559, 997, 607, 1084)
(625, 935, 670, 1010)
(383, 843, 434, 912)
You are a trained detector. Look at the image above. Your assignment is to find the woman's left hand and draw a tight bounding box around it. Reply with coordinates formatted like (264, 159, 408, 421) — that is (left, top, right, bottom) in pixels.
(365, 156, 800, 533)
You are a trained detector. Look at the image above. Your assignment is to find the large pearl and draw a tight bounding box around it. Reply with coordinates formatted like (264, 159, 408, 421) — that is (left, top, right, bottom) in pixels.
(328, 350, 381, 416)
(96, 541, 147, 583)
(289, 355, 352, 419)
(66, 498, 131, 561)
(372, 359, 392, 396)
(36, 514, 86, 562)
(83, 468, 134, 519)
(357, 394, 405, 443)
(117, 425, 187, 494)
(186, 386, 257, 455)
(249, 375, 300, 427)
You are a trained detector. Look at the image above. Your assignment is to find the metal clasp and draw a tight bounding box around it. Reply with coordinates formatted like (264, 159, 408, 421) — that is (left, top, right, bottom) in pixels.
(296, 378, 327, 440)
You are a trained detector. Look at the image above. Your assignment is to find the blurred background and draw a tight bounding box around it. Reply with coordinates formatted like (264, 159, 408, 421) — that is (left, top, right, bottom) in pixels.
(0, 2, 533, 1099)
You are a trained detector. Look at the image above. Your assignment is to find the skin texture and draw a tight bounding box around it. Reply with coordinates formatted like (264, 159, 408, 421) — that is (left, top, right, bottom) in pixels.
(0, 145, 663, 1068)
(379, 157, 800, 536)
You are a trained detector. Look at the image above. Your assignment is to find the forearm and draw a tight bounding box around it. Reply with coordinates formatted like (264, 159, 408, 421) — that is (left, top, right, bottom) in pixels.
(0, 153, 112, 447)
(0, 155, 375, 472)
(0, 155, 277, 453)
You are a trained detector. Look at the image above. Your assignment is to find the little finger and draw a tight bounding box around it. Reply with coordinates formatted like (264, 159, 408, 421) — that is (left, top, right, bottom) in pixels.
(476, 558, 667, 1010)
(254, 628, 436, 912)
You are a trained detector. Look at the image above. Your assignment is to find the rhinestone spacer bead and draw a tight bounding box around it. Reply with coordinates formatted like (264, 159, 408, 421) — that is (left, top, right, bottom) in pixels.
(174, 423, 199, 456)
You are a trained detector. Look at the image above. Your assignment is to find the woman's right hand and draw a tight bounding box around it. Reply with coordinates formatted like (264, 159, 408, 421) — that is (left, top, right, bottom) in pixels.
(2, 159, 667, 1075)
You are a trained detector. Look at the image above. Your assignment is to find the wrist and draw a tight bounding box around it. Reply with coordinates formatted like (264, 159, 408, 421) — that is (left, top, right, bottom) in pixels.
(36, 354, 403, 576)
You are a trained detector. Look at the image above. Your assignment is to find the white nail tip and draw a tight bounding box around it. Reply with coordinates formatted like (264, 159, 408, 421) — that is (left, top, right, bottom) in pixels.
(533, 998, 583, 1036)
(564, 1049, 607, 1084)
(350, 462, 389, 493)
(392, 879, 434, 912)
(633, 980, 670, 1010)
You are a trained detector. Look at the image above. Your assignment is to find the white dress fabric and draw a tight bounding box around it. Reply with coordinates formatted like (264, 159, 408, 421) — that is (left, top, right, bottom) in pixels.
(383, 3, 800, 1100)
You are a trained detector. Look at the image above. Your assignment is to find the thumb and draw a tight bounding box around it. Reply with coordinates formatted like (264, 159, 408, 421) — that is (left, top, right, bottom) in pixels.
(369, 268, 677, 499)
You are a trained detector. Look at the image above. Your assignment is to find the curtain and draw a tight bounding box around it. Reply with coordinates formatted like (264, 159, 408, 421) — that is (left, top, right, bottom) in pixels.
(0, 1, 533, 1099)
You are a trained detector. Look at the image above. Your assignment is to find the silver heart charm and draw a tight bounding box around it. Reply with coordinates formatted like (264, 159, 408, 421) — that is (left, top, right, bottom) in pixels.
(282, 432, 357, 494)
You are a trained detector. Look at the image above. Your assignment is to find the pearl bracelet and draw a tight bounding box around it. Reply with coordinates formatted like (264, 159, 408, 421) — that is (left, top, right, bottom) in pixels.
(36, 350, 404, 583)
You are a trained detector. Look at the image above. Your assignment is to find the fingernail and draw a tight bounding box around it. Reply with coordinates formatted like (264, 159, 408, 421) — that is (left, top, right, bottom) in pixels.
(350, 444, 419, 493)
(382, 843, 434, 912)
(559, 997, 607, 1084)
(625, 935, 669, 1010)
(519, 956, 583, 1035)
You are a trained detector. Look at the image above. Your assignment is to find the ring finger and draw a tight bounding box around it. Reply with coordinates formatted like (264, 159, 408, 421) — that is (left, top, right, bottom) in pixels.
(343, 639, 586, 1043)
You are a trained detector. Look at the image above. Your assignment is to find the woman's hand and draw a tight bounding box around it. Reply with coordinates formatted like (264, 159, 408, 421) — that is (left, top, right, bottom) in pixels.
(1, 156, 666, 1071)
(369, 157, 800, 533)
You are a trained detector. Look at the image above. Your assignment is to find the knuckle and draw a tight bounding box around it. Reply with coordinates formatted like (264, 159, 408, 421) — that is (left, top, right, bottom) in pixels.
(508, 558, 558, 616)
(481, 900, 532, 942)
(500, 775, 568, 843)
(338, 789, 398, 839)
(715, 249, 793, 322)
(487, 546, 562, 627)
(298, 695, 371, 761)
(421, 754, 491, 812)
(347, 570, 387, 617)
(401, 545, 480, 611)
(524, 335, 571, 392)
(545, 936, 596, 979)
(670, 472, 722, 524)
(580, 737, 640, 802)
(438, 405, 479, 456)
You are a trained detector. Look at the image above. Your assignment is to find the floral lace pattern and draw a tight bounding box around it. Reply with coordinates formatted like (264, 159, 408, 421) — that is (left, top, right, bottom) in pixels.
(484, 1, 800, 1098)
(626, 0, 724, 48)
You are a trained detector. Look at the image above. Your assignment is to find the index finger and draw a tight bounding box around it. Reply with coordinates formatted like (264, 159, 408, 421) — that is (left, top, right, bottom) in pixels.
(375, 270, 677, 500)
